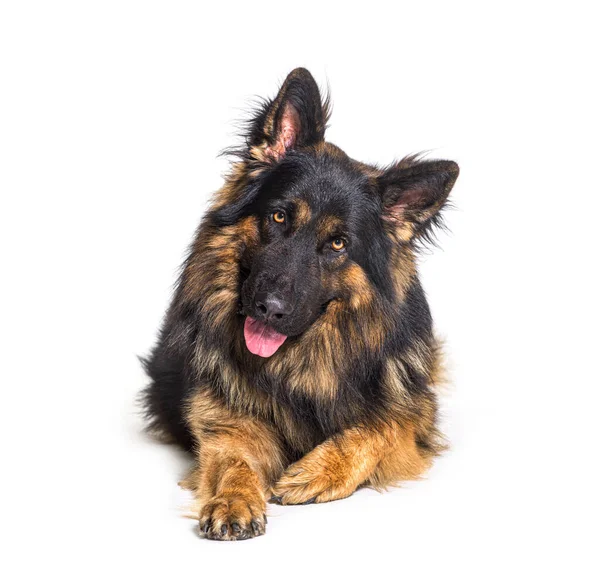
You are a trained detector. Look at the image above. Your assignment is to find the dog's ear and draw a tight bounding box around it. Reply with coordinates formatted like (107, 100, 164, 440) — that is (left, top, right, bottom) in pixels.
(214, 70, 328, 225)
(247, 68, 329, 162)
(378, 159, 459, 242)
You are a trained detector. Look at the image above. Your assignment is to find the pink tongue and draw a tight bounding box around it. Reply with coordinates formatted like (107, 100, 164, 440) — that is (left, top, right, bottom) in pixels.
(244, 317, 287, 358)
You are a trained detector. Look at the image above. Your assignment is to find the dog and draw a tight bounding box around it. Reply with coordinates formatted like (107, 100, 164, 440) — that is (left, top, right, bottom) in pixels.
(142, 68, 459, 540)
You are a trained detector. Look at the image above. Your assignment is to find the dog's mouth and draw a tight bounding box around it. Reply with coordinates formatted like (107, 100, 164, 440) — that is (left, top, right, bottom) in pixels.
(243, 317, 288, 358)
(242, 300, 334, 358)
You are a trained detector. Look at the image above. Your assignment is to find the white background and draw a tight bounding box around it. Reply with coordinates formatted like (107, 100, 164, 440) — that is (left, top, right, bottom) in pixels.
(1, 1, 599, 579)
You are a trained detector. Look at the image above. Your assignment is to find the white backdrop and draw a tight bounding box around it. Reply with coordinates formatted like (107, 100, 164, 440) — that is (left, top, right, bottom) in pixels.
(1, 1, 598, 579)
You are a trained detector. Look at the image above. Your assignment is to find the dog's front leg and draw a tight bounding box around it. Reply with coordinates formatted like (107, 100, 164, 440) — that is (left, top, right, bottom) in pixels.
(272, 422, 431, 505)
(184, 390, 285, 540)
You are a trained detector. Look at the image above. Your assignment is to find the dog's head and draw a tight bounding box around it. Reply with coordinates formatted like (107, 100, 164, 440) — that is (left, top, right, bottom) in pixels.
(212, 69, 458, 358)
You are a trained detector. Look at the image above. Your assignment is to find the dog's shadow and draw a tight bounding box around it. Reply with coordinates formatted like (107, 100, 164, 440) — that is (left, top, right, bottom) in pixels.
(124, 397, 195, 479)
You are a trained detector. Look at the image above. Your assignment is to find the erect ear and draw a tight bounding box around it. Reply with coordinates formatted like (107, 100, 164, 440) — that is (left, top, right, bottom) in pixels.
(377, 158, 459, 242)
(248, 68, 329, 162)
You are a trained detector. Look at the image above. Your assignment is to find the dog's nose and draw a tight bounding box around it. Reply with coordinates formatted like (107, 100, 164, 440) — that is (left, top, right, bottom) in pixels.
(255, 292, 293, 321)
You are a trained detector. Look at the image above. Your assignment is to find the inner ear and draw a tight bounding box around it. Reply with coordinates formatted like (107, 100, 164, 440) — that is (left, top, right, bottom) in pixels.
(247, 68, 329, 163)
(378, 159, 459, 238)
(387, 183, 439, 216)
(265, 103, 301, 161)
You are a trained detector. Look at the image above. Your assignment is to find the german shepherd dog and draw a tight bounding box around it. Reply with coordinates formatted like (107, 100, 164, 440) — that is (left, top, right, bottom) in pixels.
(142, 68, 459, 540)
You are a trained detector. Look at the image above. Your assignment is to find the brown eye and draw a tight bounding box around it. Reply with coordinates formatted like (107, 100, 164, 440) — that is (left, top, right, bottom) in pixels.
(331, 238, 345, 251)
(273, 211, 286, 224)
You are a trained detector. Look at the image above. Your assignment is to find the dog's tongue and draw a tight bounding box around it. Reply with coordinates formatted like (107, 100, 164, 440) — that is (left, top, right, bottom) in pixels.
(244, 317, 287, 358)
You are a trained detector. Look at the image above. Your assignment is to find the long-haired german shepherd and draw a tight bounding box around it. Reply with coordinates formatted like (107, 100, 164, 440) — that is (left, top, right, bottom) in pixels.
(142, 68, 459, 540)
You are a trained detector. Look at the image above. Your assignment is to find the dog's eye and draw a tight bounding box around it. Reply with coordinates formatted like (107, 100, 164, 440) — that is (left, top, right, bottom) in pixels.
(331, 238, 345, 251)
(272, 211, 286, 224)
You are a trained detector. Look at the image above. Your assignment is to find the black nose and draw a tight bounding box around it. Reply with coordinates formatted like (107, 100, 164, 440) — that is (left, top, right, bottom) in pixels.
(255, 291, 293, 321)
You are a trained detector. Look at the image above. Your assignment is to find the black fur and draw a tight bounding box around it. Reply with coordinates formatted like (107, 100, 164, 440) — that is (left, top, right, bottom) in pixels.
(141, 68, 458, 458)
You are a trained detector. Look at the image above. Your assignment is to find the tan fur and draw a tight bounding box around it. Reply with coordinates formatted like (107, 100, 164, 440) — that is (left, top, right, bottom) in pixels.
(185, 387, 439, 517)
(390, 246, 417, 300)
(336, 264, 388, 351)
(311, 141, 346, 159)
(294, 199, 312, 228)
(367, 422, 435, 489)
(317, 214, 344, 240)
(185, 389, 286, 540)
(385, 216, 415, 243)
(272, 421, 432, 504)
(211, 162, 250, 209)
(182, 215, 259, 307)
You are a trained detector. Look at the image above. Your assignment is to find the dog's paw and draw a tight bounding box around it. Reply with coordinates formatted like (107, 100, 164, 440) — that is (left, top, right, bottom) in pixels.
(198, 493, 267, 541)
(271, 452, 356, 505)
